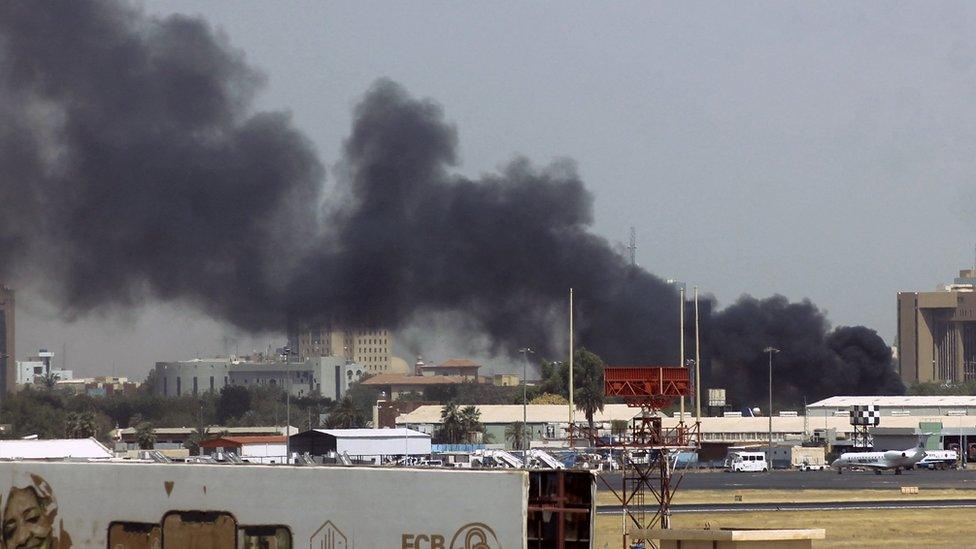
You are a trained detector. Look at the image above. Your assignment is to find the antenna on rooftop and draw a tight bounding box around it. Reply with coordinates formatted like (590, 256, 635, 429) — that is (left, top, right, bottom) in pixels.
(627, 226, 638, 267)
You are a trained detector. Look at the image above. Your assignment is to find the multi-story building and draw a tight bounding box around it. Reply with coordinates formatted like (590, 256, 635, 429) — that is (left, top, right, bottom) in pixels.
(289, 325, 393, 374)
(153, 357, 365, 400)
(0, 285, 13, 393)
(898, 268, 976, 384)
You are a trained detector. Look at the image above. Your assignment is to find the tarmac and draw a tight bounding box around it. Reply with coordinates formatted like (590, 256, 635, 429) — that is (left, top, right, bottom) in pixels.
(597, 468, 976, 491)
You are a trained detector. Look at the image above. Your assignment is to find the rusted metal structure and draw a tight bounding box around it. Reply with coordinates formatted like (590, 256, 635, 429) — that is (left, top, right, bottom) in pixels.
(600, 366, 700, 549)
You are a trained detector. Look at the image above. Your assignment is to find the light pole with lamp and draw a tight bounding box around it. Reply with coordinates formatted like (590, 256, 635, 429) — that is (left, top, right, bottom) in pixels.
(518, 348, 534, 467)
(764, 347, 779, 472)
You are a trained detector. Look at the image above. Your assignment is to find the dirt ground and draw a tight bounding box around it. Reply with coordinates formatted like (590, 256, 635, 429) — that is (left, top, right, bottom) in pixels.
(594, 507, 976, 548)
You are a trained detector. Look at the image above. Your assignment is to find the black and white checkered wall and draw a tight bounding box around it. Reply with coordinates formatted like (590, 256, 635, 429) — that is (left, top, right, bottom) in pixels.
(850, 405, 880, 426)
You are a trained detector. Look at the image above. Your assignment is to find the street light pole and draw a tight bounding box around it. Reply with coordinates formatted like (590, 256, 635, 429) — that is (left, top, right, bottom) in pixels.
(518, 347, 534, 467)
(764, 347, 780, 472)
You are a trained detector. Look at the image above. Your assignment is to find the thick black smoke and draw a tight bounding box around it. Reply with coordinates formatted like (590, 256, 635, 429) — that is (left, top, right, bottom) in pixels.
(0, 1, 903, 400)
(706, 296, 904, 407)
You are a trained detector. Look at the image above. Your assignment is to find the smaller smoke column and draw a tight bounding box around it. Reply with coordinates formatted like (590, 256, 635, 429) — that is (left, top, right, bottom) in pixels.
(707, 295, 904, 407)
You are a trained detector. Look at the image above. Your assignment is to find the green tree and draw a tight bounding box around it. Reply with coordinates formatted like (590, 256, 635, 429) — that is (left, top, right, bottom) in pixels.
(459, 405, 484, 442)
(217, 385, 252, 423)
(505, 421, 529, 450)
(327, 396, 363, 429)
(135, 422, 156, 450)
(574, 347, 605, 445)
(437, 403, 465, 444)
(530, 392, 568, 405)
(64, 410, 98, 438)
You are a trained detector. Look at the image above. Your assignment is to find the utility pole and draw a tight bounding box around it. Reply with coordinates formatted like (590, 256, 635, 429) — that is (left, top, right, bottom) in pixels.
(679, 285, 685, 427)
(568, 288, 574, 446)
(694, 286, 701, 422)
(764, 347, 780, 472)
(518, 347, 534, 467)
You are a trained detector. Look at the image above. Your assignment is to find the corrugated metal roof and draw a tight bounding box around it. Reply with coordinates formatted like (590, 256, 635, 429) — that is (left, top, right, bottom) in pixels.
(198, 436, 287, 448)
(362, 374, 469, 386)
(395, 405, 976, 433)
(303, 428, 430, 439)
(807, 396, 976, 407)
(0, 438, 112, 460)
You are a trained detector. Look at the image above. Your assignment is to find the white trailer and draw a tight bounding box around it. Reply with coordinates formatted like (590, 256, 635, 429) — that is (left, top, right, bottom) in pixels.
(0, 460, 594, 547)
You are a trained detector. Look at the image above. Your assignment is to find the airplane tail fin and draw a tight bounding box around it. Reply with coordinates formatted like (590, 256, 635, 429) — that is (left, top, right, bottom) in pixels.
(917, 432, 934, 449)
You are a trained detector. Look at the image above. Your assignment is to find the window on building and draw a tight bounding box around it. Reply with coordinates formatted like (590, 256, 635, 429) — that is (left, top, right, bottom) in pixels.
(210, 376, 214, 392)
(192, 377, 198, 395)
(176, 377, 181, 396)
(163, 377, 168, 396)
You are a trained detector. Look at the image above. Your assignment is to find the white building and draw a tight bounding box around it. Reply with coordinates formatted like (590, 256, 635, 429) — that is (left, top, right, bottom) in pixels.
(290, 428, 431, 462)
(806, 396, 976, 418)
(154, 357, 365, 399)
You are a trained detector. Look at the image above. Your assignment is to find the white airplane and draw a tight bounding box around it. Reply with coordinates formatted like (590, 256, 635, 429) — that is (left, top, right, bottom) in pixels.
(831, 435, 930, 475)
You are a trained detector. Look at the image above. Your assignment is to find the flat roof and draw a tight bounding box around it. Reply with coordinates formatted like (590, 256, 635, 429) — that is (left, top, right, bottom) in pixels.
(807, 396, 976, 407)
(0, 438, 113, 460)
(361, 374, 468, 386)
(299, 428, 430, 439)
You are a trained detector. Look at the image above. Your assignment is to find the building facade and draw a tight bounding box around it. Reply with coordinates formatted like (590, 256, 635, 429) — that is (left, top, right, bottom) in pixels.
(153, 357, 365, 400)
(288, 325, 393, 374)
(0, 285, 13, 393)
(898, 269, 976, 384)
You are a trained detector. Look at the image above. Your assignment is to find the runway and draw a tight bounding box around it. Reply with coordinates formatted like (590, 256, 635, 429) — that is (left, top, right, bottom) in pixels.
(596, 498, 976, 514)
(597, 468, 976, 491)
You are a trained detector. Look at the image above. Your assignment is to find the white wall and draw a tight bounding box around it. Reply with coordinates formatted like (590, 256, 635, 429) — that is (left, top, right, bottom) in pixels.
(336, 434, 432, 457)
(240, 442, 287, 464)
(0, 461, 526, 547)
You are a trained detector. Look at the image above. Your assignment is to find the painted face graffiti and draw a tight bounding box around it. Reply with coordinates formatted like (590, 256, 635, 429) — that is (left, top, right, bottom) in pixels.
(1, 475, 69, 549)
(3, 486, 54, 549)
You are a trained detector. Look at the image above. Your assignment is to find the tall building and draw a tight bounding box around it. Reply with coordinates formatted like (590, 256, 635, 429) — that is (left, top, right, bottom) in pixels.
(898, 268, 976, 384)
(288, 325, 393, 374)
(0, 285, 13, 393)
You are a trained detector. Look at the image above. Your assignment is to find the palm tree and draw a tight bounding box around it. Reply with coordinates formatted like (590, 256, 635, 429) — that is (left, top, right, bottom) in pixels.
(459, 405, 482, 442)
(505, 421, 528, 451)
(135, 422, 156, 450)
(574, 347, 605, 446)
(65, 410, 98, 438)
(327, 397, 362, 429)
(439, 403, 465, 444)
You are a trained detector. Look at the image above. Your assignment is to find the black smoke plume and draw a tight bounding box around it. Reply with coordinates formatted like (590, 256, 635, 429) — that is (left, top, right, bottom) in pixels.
(0, 1, 902, 402)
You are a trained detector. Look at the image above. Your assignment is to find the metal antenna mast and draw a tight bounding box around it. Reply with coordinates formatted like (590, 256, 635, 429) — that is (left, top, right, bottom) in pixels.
(628, 226, 638, 266)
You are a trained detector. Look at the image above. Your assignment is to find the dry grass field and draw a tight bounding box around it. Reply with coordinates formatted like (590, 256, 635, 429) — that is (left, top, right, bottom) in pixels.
(594, 507, 976, 548)
(596, 487, 976, 506)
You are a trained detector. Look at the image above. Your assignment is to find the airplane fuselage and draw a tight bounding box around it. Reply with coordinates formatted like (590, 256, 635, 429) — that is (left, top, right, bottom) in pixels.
(831, 446, 926, 474)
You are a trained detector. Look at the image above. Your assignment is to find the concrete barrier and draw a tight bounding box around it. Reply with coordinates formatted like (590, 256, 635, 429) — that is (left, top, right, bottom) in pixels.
(632, 528, 826, 549)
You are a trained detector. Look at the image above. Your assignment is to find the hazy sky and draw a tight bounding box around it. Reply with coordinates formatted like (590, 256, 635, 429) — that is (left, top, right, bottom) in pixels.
(17, 2, 976, 377)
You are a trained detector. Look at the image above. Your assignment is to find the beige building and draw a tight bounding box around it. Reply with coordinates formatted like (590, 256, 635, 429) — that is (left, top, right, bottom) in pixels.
(0, 285, 13, 393)
(290, 326, 394, 374)
(898, 269, 976, 384)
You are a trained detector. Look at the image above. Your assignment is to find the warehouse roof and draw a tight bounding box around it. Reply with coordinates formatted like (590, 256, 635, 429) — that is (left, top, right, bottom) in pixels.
(361, 374, 468, 386)
(807, 396, 976, 407)
(396, 405, 976, 433)
(295, 428, 430, 439)
(0, 438, 113, 460)
(198, 436, 287, 448)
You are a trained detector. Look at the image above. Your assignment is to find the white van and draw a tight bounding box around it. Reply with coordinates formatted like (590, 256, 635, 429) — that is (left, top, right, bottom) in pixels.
(725, 451, 768, 472)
